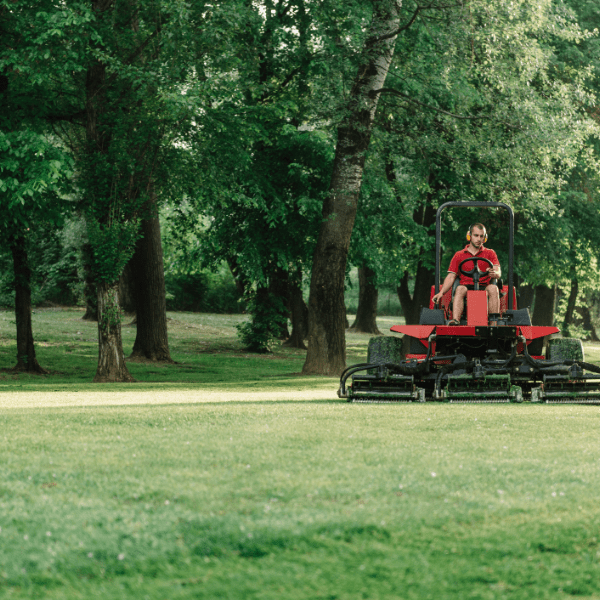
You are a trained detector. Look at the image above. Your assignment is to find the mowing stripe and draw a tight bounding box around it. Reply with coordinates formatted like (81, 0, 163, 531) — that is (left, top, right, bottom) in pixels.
(0, 388, 336, 408)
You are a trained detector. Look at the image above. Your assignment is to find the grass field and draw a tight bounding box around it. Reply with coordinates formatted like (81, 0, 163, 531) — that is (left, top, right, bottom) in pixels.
(1, 309, 600, 599)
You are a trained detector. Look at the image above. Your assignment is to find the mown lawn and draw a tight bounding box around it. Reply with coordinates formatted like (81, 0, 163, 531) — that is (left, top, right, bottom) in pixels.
(1, 309, 600, 599)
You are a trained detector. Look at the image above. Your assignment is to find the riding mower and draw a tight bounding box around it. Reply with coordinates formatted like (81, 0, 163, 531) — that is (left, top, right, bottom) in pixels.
(339, 201, 600, 404)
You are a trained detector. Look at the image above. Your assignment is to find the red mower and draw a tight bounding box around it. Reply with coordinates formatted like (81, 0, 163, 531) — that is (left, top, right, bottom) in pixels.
(339, 201, 600, 403)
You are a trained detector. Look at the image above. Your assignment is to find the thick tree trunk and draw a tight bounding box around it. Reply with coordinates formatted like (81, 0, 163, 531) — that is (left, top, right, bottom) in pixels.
(350, 265, 381, 334)
(532, 284, 557, 327)
(10, 236, 47, 374)
(303, 0, 400, 375)
(562, 278, 579, 337)
(94, 281, 134, 382)
(283, 270, 308, 349)
(129, 195, 172, 362)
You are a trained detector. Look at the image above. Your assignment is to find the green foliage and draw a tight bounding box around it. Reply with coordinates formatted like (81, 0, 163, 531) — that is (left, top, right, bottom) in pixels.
(2, 0, 600, 347)
(86, 219, 139, 286)
(236, 289, 289, 353)
(0, 220, 84, 308)
(98, 290, 121, 335)
(352, 0, 600, 293)
(164, 269, 242, 314)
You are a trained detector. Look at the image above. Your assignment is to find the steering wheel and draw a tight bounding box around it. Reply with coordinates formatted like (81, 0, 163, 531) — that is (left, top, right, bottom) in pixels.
(458, 256, 494, 290)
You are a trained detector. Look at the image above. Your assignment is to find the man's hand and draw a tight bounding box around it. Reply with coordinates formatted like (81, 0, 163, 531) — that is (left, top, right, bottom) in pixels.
(432, 291, 444, 305)
(487, 266, 501, 279)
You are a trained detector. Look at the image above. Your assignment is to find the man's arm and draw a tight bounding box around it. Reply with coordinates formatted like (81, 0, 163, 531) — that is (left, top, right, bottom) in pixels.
(432, 272, 457, 304)
(486, 251, 501, 279)
(487, 264, 501, 279)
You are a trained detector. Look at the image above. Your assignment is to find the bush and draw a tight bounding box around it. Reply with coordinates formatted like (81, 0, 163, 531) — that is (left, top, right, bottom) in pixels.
(237, 289, 288, 353)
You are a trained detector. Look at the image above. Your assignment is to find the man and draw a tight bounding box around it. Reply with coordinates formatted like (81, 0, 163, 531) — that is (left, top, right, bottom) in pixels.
(432, 223, 501, 325)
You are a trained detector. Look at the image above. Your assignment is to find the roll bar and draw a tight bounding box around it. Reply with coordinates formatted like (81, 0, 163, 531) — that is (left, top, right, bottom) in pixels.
(435, 201, 514, 310)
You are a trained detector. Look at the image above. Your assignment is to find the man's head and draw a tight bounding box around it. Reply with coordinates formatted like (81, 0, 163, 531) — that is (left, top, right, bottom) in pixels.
(467, 223, 487, 248)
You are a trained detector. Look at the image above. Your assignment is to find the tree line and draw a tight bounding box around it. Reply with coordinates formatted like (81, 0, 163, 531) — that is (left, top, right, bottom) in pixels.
(1, 0, 600, 380)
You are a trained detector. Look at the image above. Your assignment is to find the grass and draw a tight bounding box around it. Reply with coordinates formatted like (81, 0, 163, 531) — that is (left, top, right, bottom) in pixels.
(2, 308, 600, 598)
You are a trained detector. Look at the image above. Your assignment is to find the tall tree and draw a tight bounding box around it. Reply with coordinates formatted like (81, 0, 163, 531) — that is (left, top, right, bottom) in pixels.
(79, 0, 205, 380)
(0, 1, 78, 372)
(303, 0, 400, 375)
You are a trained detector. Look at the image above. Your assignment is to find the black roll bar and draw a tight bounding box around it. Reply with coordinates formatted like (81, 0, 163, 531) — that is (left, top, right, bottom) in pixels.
(435, 201, 514, 310)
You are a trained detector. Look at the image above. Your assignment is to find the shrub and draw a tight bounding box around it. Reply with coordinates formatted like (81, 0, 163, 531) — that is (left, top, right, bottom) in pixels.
(237, 289, 288, 353)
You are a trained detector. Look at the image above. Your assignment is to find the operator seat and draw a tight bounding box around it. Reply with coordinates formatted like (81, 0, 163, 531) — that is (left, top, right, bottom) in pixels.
(449, 275, 506, 323)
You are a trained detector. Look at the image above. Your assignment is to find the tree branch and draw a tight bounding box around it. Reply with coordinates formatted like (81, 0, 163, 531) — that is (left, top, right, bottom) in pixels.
(372, 87, 487, 120)
(375, 4, 422, 42)
(374, 1, 468, 42)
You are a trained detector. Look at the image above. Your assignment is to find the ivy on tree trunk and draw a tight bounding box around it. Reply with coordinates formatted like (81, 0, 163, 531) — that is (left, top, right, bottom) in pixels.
(94, 281, 134, 382)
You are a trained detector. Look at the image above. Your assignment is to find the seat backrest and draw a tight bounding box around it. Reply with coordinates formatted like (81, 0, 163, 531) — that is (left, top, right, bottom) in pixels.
(500, 286, 517, 312)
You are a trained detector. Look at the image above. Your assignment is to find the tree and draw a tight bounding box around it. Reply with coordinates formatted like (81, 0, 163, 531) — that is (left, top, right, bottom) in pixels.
(9, 235, 47, 374)
(78, 0, 207, 379)
(0, 1, 84, 372)
(303, 0, 400, 375)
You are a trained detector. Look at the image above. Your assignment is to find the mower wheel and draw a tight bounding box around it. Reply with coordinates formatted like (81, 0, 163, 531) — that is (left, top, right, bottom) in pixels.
(367, 336, 404, 365)
(546, 337, 584, 362)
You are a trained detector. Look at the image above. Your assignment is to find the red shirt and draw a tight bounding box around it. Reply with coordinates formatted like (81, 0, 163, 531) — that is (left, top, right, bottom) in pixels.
(448, 245, 500, 286)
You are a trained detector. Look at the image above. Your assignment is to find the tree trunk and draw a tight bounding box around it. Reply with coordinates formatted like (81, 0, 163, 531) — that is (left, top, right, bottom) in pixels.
(580, 304, 599, 341)
(283, 270, 308, 349)
(518, 283, 535, 312)
(350, 265, 381, 334)
(10, 236, 47, 374)
(562, 278, 579, 337)
(119, 260, 137, 317)
(268, 267, 290, 340)
(94, 281, 134, 382)
(129, 194, 172, 362)
(81, 242, 98, 321)
(303, 0, 400, 376)
(532, 284, 557, 327)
